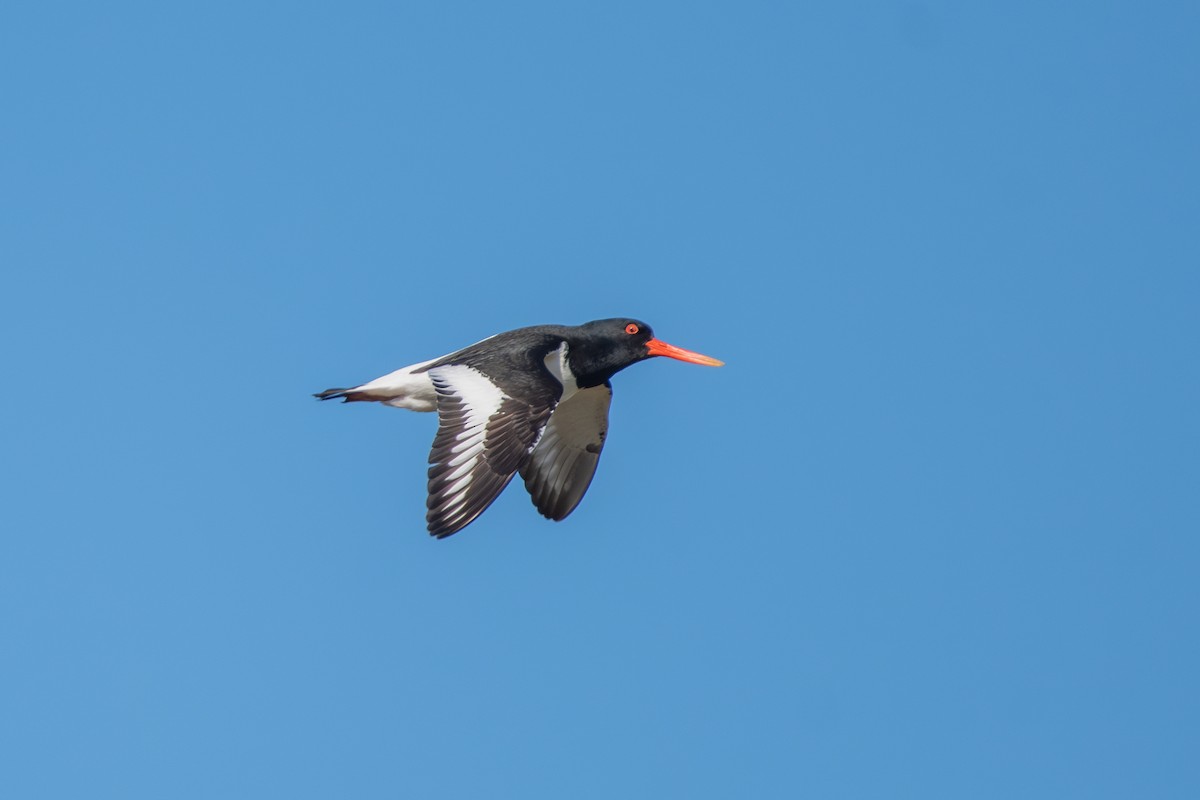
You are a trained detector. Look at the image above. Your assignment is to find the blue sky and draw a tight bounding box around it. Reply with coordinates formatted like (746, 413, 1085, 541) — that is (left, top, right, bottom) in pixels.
(2, 2, 1198, 797)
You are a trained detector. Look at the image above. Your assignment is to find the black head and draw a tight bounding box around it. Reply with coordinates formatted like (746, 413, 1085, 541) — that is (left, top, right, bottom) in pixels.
(567, 318, 724, 387)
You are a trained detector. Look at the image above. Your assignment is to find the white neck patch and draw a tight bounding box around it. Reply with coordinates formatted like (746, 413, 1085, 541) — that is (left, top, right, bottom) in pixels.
(543, 341, 580, 401)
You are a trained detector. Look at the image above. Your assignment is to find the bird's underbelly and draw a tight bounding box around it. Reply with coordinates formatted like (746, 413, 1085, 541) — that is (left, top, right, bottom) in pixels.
(382, 388, 437, 412)
(355, 359, 439, 412)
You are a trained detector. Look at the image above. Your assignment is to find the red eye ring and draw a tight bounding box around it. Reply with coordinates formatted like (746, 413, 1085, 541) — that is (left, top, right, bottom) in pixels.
(625, 323, 639, 335)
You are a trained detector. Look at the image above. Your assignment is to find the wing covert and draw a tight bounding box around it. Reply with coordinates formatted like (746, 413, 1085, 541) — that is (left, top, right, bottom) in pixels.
(425, 365, 552, 538)
(519, 384, 613, 521)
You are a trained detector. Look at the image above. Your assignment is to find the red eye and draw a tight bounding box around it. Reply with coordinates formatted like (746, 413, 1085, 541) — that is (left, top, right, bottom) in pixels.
(625, 323, 639, 335)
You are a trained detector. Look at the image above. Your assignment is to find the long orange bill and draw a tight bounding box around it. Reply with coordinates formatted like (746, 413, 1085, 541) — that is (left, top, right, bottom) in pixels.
(645, 338, 725, 367)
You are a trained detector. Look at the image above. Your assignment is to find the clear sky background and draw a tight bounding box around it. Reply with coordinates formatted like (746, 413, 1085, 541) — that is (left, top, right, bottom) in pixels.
(2, 2, 1198, 798)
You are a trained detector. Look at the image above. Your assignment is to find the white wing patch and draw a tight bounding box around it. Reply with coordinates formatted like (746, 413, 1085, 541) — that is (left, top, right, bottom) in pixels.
(520, 384, 613, 521)
(425, 364, 553, 538)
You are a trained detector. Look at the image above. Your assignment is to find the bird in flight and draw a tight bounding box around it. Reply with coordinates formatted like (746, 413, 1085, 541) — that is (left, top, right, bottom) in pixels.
(316, 318, 723, 538)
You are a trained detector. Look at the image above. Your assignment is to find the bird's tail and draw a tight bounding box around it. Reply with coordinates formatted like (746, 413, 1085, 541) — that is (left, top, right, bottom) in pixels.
(313, 387, 376, 403)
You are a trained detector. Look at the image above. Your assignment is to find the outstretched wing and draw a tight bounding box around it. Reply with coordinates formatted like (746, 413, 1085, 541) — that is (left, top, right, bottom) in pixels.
(519, 383, 612, 521)
(425, 365, 553, 538)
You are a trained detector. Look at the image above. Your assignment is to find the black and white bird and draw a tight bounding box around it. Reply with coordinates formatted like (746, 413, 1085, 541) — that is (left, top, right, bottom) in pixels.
(315, 318, 723, 538)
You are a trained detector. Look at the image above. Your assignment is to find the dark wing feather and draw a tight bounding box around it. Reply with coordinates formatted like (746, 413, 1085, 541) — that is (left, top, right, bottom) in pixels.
(425, 365, 553, 538)
(520, 384, 612, 521)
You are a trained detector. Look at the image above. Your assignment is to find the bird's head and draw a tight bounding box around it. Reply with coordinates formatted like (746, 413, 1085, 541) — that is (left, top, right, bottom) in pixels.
(569, 318, 724, 386)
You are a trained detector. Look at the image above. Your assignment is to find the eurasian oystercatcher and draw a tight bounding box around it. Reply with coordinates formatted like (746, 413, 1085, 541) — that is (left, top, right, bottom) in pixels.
(316, 318, 723, 538)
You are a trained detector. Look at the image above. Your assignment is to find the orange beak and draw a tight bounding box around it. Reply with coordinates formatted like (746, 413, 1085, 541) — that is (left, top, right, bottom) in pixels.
(645, 338, 725, 367)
